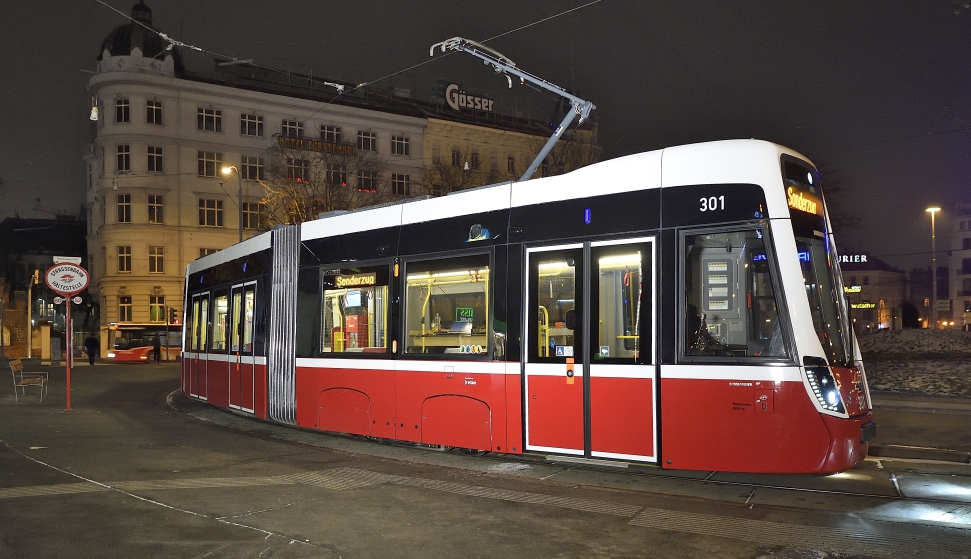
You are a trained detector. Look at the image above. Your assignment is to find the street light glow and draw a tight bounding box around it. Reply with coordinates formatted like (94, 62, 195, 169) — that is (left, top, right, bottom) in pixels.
(926, 206, 941, 213)
(222, 166, 235, 176)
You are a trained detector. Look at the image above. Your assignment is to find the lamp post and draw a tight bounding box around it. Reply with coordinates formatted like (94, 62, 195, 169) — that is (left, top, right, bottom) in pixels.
(222, 166, 243, 243)
(926, 206, 941, 329)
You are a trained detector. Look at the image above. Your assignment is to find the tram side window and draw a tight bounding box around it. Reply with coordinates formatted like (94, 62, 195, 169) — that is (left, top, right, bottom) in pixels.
(189, 297, 199, 351)
(199, 296, 209, 351)
(320, 265, 390, 354)
(211, 292, 229, 352)
(404, 254, 491, 356)
(682, 229, 787, 359)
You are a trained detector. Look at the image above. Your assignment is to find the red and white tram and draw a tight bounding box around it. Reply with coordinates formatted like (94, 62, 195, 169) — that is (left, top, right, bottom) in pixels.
(181, 139, 875, 474)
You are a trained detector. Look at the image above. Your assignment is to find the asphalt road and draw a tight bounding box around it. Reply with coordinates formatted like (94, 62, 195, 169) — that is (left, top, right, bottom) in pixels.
(2, 363, 970, 558)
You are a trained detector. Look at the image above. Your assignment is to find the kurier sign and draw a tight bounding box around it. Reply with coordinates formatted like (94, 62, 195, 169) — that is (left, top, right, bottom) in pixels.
(45, 264, 90, 295)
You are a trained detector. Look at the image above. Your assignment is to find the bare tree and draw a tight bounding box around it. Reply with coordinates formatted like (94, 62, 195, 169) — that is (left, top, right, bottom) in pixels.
(258, 137, 391, 227)
(415, 147, 495, 197)
(521, 125, 601, 179)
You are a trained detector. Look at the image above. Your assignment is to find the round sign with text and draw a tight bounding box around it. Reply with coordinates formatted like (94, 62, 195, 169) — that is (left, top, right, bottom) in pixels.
(45, 264, 89, 295)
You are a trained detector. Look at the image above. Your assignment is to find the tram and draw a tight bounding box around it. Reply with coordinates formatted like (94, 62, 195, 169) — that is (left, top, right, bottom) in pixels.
(181, 139, 875, 474)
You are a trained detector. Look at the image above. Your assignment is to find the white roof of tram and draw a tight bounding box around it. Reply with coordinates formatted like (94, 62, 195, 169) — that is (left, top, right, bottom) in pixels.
(187, 139, 811, 275)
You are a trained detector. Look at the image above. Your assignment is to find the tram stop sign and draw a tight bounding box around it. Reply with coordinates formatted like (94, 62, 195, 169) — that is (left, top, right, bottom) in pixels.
(45, 263, 90, 296)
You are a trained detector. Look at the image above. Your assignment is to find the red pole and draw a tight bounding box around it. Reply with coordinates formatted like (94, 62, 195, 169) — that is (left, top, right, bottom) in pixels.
(65, 300, 71, 411)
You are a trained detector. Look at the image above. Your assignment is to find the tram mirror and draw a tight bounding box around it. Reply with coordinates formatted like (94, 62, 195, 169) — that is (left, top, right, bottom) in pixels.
(566, 258, 575, 267)
(564, 309, 577, 330)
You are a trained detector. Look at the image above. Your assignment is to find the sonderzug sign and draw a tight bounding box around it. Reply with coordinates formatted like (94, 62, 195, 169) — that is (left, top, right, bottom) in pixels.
(335, 273, 377, 288)
(786, 186, 821, 216)
(45, 264, 89, 295)
(446, 84, 495, 112)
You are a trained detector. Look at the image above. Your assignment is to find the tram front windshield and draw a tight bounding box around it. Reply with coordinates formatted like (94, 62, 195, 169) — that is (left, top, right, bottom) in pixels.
(786, 161, 852, 367)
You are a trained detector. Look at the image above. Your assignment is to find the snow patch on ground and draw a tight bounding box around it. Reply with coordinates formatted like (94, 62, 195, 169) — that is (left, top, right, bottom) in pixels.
(859, 330, 971, 397)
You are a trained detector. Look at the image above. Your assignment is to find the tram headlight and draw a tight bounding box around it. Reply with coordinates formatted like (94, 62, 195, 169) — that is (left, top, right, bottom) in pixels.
(804, 356, 846, 414)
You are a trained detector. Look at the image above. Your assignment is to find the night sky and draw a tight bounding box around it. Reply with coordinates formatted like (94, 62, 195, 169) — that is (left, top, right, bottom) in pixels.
(2, 1, 969, 272)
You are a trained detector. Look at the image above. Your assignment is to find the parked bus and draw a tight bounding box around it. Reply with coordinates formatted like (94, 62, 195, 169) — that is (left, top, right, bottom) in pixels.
(181, 140, 874, 474)
(108, 324, 182, 362)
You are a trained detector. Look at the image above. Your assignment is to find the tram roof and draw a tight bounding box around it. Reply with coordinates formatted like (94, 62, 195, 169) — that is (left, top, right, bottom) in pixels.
(187, 139, 812, 275)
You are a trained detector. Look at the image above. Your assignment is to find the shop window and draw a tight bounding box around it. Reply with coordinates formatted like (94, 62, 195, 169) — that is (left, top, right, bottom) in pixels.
(404, 254, 491, 357)
(320, 265, 390, 354)
(682, 228, 787, 359)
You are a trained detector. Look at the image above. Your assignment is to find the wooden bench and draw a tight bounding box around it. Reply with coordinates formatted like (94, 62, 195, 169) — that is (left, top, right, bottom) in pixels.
(9, 359, 48, 402)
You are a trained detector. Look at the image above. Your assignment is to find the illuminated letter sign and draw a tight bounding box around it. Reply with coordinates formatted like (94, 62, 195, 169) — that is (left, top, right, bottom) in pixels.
(335, 273, 377, 288)
(787, 186, 822, 216)
(445, 83, 495, 112)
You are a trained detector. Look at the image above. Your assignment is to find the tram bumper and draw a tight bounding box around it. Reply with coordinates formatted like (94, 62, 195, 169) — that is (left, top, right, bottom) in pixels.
(818, 411, 875, 473)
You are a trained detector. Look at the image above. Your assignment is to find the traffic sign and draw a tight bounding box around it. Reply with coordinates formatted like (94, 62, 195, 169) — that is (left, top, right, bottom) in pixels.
(73, 296, 83, 304)
(45, 264, 89, 295)
(53, 297, 64, 304)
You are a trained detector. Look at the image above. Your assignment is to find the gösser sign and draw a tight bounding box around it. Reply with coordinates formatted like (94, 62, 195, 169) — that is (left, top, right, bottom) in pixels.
(446, 84, 495, 112)
(45, 264, 90, 295)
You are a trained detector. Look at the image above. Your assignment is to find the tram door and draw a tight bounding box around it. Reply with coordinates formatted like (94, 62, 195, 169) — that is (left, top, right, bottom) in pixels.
(228, 282, 256, 413)
(188, 293, 210, 400)
(524, 238, 657, 462)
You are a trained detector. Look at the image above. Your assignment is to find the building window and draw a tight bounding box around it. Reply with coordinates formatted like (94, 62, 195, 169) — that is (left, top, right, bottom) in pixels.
(470, 150, 480, 170)
(357, 170, 377, 193)
(452, 148, 462, 167)
(327, 164, 347, 186)
(240, 113, 264, 137)
(963, 258, 971, 275)
(282, 120, 304, 138)
(242, 202, 263, 230)
(321, 125, 341, 143)
(490, 153, 499, 173)
(150, 296, 165, 322)
(391, 136, 410, 156)
(199, 199, 224, 227)
(391, 173, 410, 196)
(507, 155, 516, 174)
(115, 98, 130, 123)
(197, 151, 223, 177)
(117, 144, 131, 172)
(200, 248, 218, 258)
(119, 296, 133, 322)
(287, 158, 310, 182)
(149, 246, 164, 273)
(118, 246, 131, 273)
(241, 155, 264, 181)
(197, 108, 222, 132)
(850, 276, 856, 285)
(964, 238, 971, 250)
(863, 276, 869, 285)
(146, 100, 162, 125)
(117, 194, 131, 223)
(432, 143, 442, 165)
(147, 146, 163, 173)
(148, 195, 163, 224)
(358, 131, 377, 152)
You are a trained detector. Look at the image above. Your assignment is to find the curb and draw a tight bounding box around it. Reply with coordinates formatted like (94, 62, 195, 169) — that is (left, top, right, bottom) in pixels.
(868, 444, 971, 464)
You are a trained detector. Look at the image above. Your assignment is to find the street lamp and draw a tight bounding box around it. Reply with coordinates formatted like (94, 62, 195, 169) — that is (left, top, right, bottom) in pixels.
(926, 206, 941, 329)
(222, 166, 243, 243)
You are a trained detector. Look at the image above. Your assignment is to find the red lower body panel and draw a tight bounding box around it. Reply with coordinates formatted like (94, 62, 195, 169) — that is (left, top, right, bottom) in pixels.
(660, 378, 866, 474)
(590, 377, 654, 457)
(295, 364, 517, 453)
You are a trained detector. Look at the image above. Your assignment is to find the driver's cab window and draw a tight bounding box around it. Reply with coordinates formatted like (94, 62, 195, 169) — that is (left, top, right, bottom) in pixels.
(682, 228, 788, 359)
